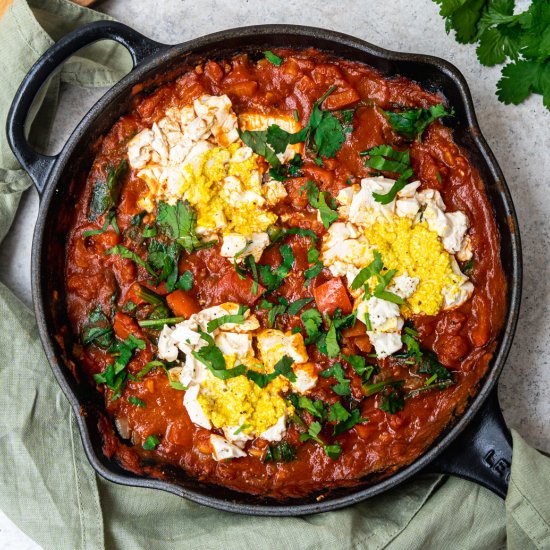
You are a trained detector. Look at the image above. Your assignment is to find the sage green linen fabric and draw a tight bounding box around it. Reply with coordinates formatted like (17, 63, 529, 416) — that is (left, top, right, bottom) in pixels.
(1, 1, 549, 548)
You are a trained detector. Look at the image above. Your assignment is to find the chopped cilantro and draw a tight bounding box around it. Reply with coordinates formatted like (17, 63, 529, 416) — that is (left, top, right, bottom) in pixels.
(88, 159, 127, 221)
(325, 322, 340, 358)
(176, 270, 194, 291)
(332, 408, 368, 436)
(156, 200, 213, 254)
(246, 355, 296, 388)
(81, 305, 114, 348)
(192, 331, 246, 380)
(361, 145, 414, 204)
(328, 401, 350, 422)
(267, 298, 288, 328)
(383, 104, 453, 140)
(143, 435, 160, 450)
(301, 308, 323, 344)
(340, 354, 375, 383)
(299, 421, 341, 459)
(320, 362, 351, 396)
(83, 211, 119, 238)
(297, 395, 327, 420)
(304, 179, 338, 228)
(206, 307, 247, 332)
(129, 396, 146, 408)
(106, 245, 157, 277)
(378, 388, 405, 414)
(350, 250, 384, 290)
(264, 441, 297, 462)
(259, 244, 295, 292)
(264, 50, 283, 66)
(93, 333, 145, 400)
(287, 297, 314, 316)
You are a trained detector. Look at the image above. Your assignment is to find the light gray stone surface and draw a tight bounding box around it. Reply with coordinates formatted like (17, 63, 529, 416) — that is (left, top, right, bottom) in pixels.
(1, 0, 549, 547)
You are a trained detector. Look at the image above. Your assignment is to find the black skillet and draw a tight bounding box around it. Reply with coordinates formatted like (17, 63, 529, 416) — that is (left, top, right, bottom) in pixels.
(6, 22, 521, 516)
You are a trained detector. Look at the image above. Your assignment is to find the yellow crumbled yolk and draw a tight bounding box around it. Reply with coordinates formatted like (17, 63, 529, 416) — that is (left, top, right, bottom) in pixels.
(174, 143, 277, 235)
(196, 355, 293, 435)
(363, 217, 464, 316)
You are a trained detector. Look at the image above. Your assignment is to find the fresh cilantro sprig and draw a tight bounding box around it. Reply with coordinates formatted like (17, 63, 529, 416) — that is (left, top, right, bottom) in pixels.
(360, 145, 414, 204)
(433, 0, 550, 110)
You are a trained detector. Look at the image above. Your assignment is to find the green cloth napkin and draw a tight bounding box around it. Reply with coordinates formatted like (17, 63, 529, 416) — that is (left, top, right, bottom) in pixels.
(1, 1, 550, 549)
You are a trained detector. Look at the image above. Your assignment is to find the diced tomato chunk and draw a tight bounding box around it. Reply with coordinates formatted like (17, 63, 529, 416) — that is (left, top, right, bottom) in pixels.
(323, 88, 360, 110)
(113, 311, 140, 341)
(342, 320, 367, 338)
(166, 289, 201, 318)
(214, 270, 265, 306)
(353, 335, 373, 354)
(313, 277, 353, 316)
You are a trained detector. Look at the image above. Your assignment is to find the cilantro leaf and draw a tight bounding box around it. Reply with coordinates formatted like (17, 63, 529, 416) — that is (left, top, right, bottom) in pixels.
(304, 179, 338, 228)
(176, 270, 194, 291)
(143, 435, 160, 450)
(129, 396, 146, 408)
(264, 50, 283, 66)
(287, 297, 314, 316)
(88, 159, 127, 221)
(321, 362, 351, 396)
(81, 305, 114, 348)
(333, 408, 368, 436)
(301, 308, 323, 344)
(496, 59, 548, 104)
(206, 311, 247, 332)
(383, 104, 454, 140)
(328, 401, 350, 422)
(314, 112, 346, 157)
(350, 250, 384, 290)
(156, 200, 214, 254)
(106, 245, 157, 277)
(298, 396, 328, 420)
(379, 388, 405, 414)
(264, 441, 297, 462)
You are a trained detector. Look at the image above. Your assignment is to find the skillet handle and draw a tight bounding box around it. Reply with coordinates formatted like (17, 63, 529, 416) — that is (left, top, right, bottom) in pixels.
(427, 388, 512, 499)
(6, 21, 168, 194)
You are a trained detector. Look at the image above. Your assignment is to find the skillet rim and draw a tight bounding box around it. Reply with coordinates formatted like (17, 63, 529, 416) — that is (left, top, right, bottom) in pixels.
(30, 23, 522, 516)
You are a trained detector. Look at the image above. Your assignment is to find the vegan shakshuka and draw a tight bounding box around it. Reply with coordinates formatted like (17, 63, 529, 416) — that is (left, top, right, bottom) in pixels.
(65, 49, 506, 498)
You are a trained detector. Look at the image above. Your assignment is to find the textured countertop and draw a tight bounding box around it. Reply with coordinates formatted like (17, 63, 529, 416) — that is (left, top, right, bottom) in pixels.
(1, 0, 549, 547)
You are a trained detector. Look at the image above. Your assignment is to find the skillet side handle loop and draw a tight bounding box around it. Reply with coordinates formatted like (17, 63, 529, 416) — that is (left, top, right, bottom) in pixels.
(6, 20, 168, 194)
(427, 388, 512, 499)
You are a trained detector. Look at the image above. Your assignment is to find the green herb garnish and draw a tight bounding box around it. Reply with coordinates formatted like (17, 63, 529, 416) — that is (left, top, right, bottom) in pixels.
(264, 50, 283, 66)
(383, 104, 453, 140)
(129, 396, 146, 408)
(361, 145, 414, 204)
(88, 159, 127, 221)
(264, 441, 297, 463)
(303, 179, 338, 228)
(143, 435, 160, 450)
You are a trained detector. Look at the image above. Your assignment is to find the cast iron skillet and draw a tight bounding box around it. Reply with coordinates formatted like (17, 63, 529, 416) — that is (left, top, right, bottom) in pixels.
(6, 21, 521, 515)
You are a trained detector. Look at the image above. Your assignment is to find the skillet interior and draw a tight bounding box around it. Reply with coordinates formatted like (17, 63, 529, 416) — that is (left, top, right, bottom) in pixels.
(32, 25, 521, 515)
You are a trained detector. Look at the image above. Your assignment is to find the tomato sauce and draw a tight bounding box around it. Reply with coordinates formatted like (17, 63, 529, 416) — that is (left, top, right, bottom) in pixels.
(64, 49, 506, 498)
